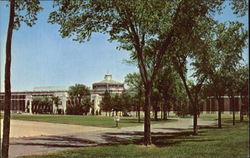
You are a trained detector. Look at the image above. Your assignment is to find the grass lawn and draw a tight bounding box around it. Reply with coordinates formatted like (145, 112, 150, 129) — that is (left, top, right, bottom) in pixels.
(7, 114, 176, 128)
(21, 119, 249, 158)
(199, 113, 242, 120)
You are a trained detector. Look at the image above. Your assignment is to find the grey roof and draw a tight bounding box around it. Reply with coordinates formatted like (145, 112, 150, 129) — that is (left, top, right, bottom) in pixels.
(93, 79, 123, 85)
(93, 73, 123, 85)
(33, 86, 69, 91)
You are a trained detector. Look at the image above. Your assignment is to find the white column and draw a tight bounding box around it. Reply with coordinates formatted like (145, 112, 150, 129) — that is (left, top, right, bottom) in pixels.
(62, 97, 66, 115)
(52, 101, 56, 114)
(25, 99, 28, 113)
(29, 100, 33, 114)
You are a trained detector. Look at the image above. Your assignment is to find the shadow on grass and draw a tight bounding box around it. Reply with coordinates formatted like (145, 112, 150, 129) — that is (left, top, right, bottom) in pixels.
(198, 125, 219, 129)
(101, 129, 214, 147)
(12, 136, 99, 148)
(155, 128, 188, 131)
(223, 119, 245, 124)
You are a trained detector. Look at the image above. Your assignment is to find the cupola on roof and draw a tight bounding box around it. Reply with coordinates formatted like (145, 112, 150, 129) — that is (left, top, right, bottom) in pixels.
(93, 74, 123, 85)
(104, 73, 112, 81)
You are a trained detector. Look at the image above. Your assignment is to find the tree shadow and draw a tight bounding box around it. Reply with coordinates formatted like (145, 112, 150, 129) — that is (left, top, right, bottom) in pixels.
(198, 125, 218, 129)
(155, 128, 188, 131)
(101, 130, 215, 147)
(11, 127, 216, 149)
(12, 135, 99, 148)
(223, 120, 243, 124)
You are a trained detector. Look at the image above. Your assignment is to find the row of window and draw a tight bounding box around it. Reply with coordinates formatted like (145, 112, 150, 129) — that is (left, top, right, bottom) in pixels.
(0, 95, 26, 99)
(0, 100, 25, 111)
(93, 85, 123, 89)
(201, 98, 240, 111)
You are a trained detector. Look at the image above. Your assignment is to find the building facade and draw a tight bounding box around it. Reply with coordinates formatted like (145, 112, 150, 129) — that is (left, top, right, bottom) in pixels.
(200, 96, 248, 114)
(0, 75, 246, 115)
(0, 86, 68, 114)
(90, 73, 124, 114)
(0, 74, 124, 115)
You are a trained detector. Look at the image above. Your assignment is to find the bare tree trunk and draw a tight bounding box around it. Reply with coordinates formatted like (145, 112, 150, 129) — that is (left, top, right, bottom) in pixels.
(154, 108, 158, 121)
(2, 1, 15, 157)
(232, 96, 235, 125)
(217, 96, 222, 128)
(164, 102, 168, 120)
(163, 103, 166, 120)
(218, 107, 222, 128)
(154, 100, 159, 121)
(240, 107, 243, 122)
(240, 94, 244, 122)
(193, 103, 198, 135)
(160, 104, 163, 120)
(137, 105, 141, 123)
(178, 71, 198, 135)
(134, 39, 153, 145)
(138, 88, 142, 123)
(144, 85, 152, 145)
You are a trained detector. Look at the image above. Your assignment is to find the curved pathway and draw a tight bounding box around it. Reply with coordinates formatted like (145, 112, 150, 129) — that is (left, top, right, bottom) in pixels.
(3, 118, 216, 158)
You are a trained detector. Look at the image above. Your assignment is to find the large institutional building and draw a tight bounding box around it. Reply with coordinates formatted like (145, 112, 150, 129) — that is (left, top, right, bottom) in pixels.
(0, 86, 69, 114)
(0, 73, 124, 114)
(90, 73, 124, 114)
(0, 73, 247, 114)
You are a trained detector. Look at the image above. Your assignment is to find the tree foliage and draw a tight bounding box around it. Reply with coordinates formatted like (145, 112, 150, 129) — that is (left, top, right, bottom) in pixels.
(32, 97, 53, 114)
(125, 73, 144, 121)
(49, 0, 248, 145)
(100, 90, 112, 114)
(68, 84, 90, 104)
(67, 84, 91, 115)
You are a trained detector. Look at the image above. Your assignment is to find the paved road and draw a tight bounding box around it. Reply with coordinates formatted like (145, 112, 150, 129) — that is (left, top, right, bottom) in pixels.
(1, 118, 216, 158)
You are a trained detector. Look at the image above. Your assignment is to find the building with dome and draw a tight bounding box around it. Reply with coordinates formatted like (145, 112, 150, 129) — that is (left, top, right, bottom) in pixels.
(90, 73, 124, 115)
(0, 74, 124, 115)
(1, 73, 245, 115)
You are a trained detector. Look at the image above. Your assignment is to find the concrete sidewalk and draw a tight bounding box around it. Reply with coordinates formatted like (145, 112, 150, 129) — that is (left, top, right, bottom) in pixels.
(4, 118, 216, 158)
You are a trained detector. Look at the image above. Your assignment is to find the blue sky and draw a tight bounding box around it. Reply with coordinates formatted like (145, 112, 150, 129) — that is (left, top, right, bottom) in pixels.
(0, 1, 138, 91)
(0, 1, 248, 91)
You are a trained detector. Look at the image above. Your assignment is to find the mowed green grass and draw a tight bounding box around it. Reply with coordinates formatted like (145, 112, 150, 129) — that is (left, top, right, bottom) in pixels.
(21, 119, 249, 158)
(8, 114, 176, 128)
(199, 113, 242, 120)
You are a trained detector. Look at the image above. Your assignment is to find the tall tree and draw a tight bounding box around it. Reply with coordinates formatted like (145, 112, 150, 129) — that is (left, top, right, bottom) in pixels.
(155, 61, 184, 120)
(81, 96, 92, 115)
(111, 94, 123, 116)
(120, 90, 133, 115)
(151, 88, 160, 121)
(68, 84, 90, 105)
(170, 13, 248, 133)
(125, 73, 143, 122)
(2, 1, 42, 157)
(169, 14, 217, 135)
(100, 90, 112, 116)
(236, 64, 249, 121)
(225, 64, 248, 125)
(67, 84, 90, 115)
(49, 0, 222, 145)
(206, 21, 248, 128)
